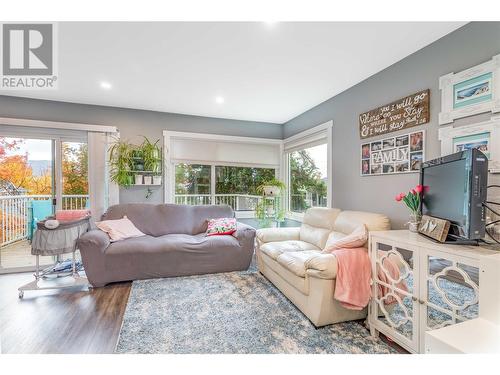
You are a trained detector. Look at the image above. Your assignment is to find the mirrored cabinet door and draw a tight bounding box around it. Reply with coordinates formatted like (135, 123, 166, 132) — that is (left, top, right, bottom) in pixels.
(370, 239, 419, 352)
(422, 252, 480, 333)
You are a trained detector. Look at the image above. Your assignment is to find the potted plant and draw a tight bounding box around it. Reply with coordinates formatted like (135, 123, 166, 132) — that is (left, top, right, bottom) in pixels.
(395, 184, 428, 232)
(131, 147, 144, 171)
(141, 137, 161, 173)
(109, 139, 134, 187)
(153, 175, 162, 185)
(256, 178, 286, 197)
(134, 174, 143, 185)
(255, 178, 286, 227)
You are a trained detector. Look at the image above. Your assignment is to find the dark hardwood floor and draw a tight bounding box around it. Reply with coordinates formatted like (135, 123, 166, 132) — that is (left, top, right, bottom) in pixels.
(0, 273, 131, 354)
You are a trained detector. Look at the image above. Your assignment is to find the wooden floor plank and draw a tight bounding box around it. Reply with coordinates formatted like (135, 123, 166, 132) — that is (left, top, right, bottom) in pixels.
(0, 272, 131, 354)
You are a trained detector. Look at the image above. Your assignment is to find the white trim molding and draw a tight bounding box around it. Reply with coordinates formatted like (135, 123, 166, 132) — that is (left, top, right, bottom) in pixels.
(439, 54, 500, 125)
(0, 117, 117, 133)
(439, 115, 500, 173)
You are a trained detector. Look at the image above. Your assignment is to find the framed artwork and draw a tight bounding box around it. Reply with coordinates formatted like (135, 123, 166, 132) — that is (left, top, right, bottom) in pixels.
(360, 130, 425, 176)
(439, 115, 500, 173)
(439, 54, 500, 125)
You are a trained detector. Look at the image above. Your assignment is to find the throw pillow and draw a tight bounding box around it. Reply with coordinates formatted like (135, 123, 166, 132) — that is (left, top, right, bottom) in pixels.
(206, 218, 237, 236)
(322, 224, 368, 253)
(95, 216, 145, 242)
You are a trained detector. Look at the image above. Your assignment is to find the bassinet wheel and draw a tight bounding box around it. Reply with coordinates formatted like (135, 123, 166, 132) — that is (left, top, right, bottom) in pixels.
(18, 291, 24, 299)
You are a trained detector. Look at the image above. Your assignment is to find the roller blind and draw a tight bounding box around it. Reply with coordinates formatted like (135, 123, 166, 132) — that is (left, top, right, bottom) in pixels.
(170, 138, 281, 167)
(283, 128, 328, 153)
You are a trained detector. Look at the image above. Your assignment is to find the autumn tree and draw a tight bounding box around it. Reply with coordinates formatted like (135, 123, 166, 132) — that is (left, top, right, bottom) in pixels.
(62, 142, 88, 195)
(0, 137, 52, 195)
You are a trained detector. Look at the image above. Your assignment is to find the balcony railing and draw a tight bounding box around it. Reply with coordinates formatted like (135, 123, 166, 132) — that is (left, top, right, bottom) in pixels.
(174, 194, 262, 211)
(0, 194, 89, 247)
(290, 193, 327, 213)
(174, 193, 327, 213)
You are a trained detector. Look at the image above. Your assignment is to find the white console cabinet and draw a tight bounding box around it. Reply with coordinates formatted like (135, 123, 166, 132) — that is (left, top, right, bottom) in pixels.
(368, 230, 499, 353)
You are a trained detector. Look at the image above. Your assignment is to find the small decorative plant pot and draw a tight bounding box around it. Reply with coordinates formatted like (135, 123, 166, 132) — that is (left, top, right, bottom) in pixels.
(266, 206, 275, 216)
(262, 185, 280, 196)
(153, 176, 162, 185)
(134, 174, 143, 185)
(144, 176, 153, 185)
(408, 212, 421, 233)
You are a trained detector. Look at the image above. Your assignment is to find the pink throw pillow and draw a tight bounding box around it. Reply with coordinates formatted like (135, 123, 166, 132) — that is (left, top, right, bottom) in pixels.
(95, 216, 145, 242)
(56, 209, 90, 221)
(206, 218, 237, 236)
(322, 224, 368, 253)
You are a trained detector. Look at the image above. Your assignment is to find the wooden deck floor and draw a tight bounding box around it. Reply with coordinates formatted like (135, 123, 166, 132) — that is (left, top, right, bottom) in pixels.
(0, 240, 58, 270)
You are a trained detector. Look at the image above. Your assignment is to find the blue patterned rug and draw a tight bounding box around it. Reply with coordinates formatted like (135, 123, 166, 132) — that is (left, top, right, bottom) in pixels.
(115, 268, 396, 354)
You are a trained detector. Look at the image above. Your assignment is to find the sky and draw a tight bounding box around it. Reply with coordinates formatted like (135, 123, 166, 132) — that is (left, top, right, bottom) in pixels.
(4, 138, 52, 161)
(304, 143, 328, 179)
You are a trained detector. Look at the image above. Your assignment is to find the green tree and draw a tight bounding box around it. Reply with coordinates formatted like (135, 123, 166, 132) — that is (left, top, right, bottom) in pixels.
(215, 166, 275, 195)
(290, 150, 327, 212)
(62, 143, 88, 195)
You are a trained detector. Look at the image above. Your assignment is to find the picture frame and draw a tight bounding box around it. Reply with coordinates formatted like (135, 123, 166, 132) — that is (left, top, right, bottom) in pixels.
(439, 54, 500, 125)
(438, 115, 500, 173)
(360, 130, 425, 176)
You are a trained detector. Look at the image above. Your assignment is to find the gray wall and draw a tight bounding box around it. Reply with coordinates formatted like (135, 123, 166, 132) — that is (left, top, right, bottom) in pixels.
(1, 22, 499, 225)
(0, 96, 282, 203)
(283, 22, 500, 228)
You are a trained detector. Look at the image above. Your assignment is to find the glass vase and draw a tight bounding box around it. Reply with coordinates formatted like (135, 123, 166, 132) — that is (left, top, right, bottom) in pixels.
(408, 212, 421, 233)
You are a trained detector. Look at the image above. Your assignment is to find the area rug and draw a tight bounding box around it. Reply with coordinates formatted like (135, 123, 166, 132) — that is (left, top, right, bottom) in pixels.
(115, 268, 396, 354)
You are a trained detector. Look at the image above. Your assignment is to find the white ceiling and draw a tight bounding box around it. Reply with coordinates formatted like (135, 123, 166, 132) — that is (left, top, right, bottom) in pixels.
(2, 22, 466, 123)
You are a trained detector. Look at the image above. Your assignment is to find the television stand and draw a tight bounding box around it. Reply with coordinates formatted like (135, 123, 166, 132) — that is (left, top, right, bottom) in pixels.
(443, 233, 480, 246)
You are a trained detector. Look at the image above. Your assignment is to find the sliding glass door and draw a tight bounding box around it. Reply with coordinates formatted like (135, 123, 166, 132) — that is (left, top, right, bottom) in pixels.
(0, 134, 88, 273)
(0, 136, 55, 271)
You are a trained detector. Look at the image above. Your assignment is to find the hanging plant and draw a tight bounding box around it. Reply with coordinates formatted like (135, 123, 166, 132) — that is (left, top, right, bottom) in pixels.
(256, 178, 286, 197)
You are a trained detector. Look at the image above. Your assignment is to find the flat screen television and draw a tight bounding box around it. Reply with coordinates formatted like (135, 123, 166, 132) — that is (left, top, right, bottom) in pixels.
(420, 148, 488, 243)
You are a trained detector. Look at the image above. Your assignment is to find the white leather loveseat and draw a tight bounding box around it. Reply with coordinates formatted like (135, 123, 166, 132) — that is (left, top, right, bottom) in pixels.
(256, 207, 390, 327)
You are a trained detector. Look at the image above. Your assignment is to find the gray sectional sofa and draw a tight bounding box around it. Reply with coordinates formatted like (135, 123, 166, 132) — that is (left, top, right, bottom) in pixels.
(77, 203, 256, 287)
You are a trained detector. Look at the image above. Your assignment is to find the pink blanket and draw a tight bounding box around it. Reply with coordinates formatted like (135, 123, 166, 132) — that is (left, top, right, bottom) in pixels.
(332, 248, 407, 310)
(332, 248, 372, 310)
(55, 209, 90, 221)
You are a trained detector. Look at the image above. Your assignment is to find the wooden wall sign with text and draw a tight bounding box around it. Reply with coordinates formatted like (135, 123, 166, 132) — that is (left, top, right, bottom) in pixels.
(359, 89, 430, 139)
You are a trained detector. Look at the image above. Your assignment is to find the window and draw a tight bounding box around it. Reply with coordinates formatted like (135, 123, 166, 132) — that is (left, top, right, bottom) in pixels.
(174, 164, 211, 205)
(288, 143, 328, 213)
(215, 166, 275, 210)
(283, 121, 332, 216)
(174, 164, 276, 212)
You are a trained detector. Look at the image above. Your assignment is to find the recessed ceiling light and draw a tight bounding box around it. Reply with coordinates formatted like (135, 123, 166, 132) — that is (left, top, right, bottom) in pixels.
(264, 21, 278, 28)
(100, 81, 112, 90)
(215, 96, 225, 104)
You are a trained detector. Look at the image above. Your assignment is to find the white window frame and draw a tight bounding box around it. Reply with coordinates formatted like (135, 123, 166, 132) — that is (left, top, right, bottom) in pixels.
(283, 121, 333, 222)
(163, 131, 282, 218)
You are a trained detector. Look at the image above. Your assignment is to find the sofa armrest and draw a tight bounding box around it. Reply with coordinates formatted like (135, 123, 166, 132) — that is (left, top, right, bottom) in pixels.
(235, 222, 256, 246)
(256, 227, 300, 243)
(77, 229, 110, 254)
(305, 253, 338, 279)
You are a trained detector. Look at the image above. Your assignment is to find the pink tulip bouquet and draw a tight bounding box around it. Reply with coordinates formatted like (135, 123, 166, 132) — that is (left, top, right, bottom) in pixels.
(395, 185, 428, 232)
